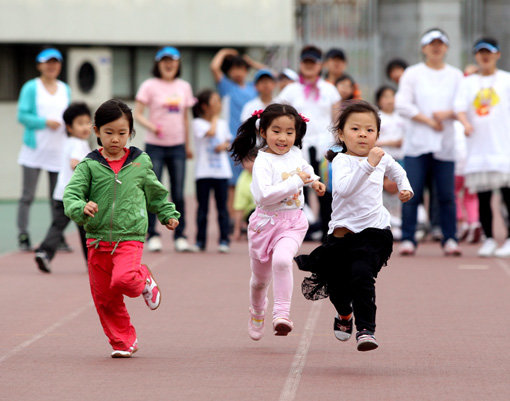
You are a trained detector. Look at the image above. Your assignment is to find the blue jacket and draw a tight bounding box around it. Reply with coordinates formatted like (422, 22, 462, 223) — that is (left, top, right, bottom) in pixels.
(17, 78, 71, 149)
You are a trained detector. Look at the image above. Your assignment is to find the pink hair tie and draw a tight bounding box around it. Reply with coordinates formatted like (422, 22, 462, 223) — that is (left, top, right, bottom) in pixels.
(252, 109, 264, 118)
(299, 113, 310, 123)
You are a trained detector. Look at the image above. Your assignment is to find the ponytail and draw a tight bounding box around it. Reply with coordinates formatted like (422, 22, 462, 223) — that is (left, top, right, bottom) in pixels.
(230, 115, 259, 163)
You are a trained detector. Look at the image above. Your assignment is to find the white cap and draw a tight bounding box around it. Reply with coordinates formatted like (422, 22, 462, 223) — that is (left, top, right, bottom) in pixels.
(280, 68, 299, 82)
(421, 29, 449, 47)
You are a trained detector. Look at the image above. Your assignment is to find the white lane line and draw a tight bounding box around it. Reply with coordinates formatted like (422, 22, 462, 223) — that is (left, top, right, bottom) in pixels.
(0, 301, 93, 364)
(279, 301, 322, 401)
(458, 264, 489, 270)
(495, 258, 510, 278)
(0, 254, 168, 364)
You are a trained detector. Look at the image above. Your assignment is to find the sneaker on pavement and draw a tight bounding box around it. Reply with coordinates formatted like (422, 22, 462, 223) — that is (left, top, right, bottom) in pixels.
(495, 238, 510, 258)
(18, 233, 32, 252)
(175, 237, 191, 252)
(443, 238, 462, 256)
(273, 317, 293, 336)
(34, 250, 51, 273)
(333, 314, 353, 341)
(142, 265, 161, 310)
(248, 307, 265, 341)
(356, 329, 378, 351)
(478, 238, 497, 257)
(465, 223, 482, 244)
(111, 340, 138, 358)
(147, 236, 162, 252)
(188, 244, 205, 253)
(430, 226, 443, 242)
(218, 243, 230, 253)
(399, 240, 416, 256)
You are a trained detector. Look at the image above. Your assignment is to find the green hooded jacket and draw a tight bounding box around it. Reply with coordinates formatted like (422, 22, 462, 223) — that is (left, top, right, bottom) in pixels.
(63, 146, 180, 243)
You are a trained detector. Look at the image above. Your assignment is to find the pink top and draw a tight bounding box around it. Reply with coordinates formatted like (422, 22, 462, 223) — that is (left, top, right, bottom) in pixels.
(136, 78, 195, 147)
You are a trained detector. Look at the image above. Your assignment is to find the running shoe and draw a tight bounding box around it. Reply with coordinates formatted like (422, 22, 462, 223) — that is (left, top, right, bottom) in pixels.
(248, 307, 265, 341)
(443, 239, 462, 256)
(356, 329, 378, 352)
(273, 317, 293, 336)
(478, 238, 497, 257)
(34, 250, 51, 273)
(399, 240, 416, 256)
(142, 265, 161, 310)
(333, 314, 353, 341)
(147, 236, 162, 252)
(495, 238, 510, 258)
(111, 340, 138, 358)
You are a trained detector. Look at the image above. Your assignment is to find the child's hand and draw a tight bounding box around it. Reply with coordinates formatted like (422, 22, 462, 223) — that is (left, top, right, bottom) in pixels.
(84, 201, 98, 217)
(399, 190, 413, 203)
(46, 120, 61, 130)
(463, 122, 474, 136)
(312, 181, 326, 197)
(165, 218, 179, 230)
(214, 141, 230, 153)
(297, 171, 313, 185)
(367, 147, 385, 167)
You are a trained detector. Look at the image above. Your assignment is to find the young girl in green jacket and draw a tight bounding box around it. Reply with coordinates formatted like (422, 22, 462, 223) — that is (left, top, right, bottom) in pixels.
(64, 99, 180, 358)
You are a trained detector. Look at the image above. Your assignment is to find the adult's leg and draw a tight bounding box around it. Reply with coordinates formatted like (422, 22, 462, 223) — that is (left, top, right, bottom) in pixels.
(500, 187, 510, 238)
(37, 201, 71, 260)
(195, 179, 211, 248)
(401, 154, 430, 245)
(48, 171, 59, 221)
(166, 145, 187, 239)
(477, 191, 493, 238)
(271, 237, 300, 320)
(145, 144, 165, 239)
(432, 158, 457, 244)
(17, 166, 41, 235)
(213, 179, 230, 244)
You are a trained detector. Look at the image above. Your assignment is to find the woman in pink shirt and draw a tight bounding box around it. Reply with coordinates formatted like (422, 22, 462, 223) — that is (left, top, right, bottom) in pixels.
(135, 46, 195, 252)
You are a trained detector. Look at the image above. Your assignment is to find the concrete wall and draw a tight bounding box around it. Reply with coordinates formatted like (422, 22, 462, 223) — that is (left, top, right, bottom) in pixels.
(484, 0, 510, 71)
(379, 0, 462, 81)
(0, 0, 294, 46)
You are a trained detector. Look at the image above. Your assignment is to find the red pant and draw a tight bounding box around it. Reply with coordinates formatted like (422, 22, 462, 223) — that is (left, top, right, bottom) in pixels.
(87, 240, 148, 351)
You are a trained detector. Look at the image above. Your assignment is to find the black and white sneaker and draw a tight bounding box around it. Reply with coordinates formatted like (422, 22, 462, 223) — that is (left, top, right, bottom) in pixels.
(18, 233, 32, 252)
(35, 250, 51, 273)
(356, 329, 378, 351)
(333, 314, 353, 341)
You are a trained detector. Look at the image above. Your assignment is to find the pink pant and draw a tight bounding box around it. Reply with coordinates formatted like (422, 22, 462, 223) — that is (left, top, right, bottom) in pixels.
(87, 240, 148, 351)
(248, 208, 308, 320)
(455, 176, 479, 223)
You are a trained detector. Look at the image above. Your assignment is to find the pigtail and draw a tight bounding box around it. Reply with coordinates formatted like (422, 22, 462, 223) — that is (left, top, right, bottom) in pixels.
(230, 115, 259, 163)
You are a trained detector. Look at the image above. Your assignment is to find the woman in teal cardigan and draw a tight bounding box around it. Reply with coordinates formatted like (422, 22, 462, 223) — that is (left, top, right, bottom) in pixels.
(17, 48, 71, 251)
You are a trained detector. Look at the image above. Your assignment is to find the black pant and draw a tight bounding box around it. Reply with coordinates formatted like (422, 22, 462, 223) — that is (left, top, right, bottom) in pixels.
(478, 187, 510, 239)
(296, 228, 393, 333)
(195, 178, 230, 248)
(36, 201, 88, 261)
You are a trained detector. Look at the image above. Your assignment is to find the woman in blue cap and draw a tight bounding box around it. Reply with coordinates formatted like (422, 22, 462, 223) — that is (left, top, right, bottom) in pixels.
(134, 46, 195, 253)
(16, 47, 71, 251)
(456, 38, 510, 258)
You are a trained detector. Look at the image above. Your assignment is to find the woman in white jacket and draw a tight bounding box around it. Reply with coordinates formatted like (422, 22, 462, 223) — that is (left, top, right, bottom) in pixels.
(395, 28, 463, 256)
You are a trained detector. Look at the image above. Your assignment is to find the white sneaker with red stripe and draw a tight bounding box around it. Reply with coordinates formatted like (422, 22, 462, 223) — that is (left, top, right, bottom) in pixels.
(111, 340, 139, 358)
(443, 238, 462, 256)
(142, 265, 161, 310)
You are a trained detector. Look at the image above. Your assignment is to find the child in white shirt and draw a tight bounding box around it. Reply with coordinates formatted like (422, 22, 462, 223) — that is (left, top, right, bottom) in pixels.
(191, 90, 233, 252)
(230, 103, 326, 340)
(295, 101, 413, 352)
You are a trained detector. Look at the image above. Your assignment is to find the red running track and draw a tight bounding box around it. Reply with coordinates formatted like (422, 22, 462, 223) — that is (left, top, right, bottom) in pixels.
(1, 231, 510, 401)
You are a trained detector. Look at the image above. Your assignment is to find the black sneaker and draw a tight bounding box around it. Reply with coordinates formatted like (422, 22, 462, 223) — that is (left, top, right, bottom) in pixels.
(333, 314, 353, 341)
(35, 250, 51, 273)
(18, 233, 32, 252)
(57, 238, 73, 252)
(356, 329, 378, 351)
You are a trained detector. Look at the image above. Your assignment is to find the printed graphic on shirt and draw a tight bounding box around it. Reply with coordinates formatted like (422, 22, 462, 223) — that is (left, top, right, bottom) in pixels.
(281, 169, 302, 207)
(164, 95, 182, 113)
(473, 87, 500, 116)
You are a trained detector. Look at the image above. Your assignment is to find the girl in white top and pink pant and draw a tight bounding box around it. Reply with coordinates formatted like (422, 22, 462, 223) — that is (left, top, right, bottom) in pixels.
(230, 104, 326, 341)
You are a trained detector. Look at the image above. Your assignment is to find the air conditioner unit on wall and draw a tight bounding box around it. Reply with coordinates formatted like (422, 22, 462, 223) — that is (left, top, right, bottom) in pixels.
(67, 48, 112, 105)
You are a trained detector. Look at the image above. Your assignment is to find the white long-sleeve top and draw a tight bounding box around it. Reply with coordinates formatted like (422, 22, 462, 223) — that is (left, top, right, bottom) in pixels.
(251, 146, 320, 211)
(395, 62, 463, 161)
(328, 153, 413, 234)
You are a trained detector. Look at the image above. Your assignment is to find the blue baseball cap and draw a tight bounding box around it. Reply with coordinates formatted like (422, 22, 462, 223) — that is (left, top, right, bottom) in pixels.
(473, 38, 500, 54)
(36, 48, 63, 63)
(254, 69, 275, 83)
(155, 46, 181, 61)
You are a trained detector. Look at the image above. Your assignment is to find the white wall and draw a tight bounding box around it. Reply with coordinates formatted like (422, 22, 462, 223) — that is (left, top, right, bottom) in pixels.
(0, 0, 294, 45)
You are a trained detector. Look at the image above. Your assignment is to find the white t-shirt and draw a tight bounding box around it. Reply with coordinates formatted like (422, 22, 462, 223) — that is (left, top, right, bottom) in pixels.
(395, 62, 463, 161)
(276, 79, 341, 162)
(454, 70, 510, 175)
(240, 97, 273, 125)
(379, 111, 405, 160)
(18, 79, 69, 171)
(192, 118, 233, 180)
(251, 146, 320, 211)
(328, 153, 413, 234)
(53, 137, 91, 201)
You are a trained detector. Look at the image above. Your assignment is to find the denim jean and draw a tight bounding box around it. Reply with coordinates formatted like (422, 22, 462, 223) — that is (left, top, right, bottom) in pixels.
(402, 153, 457, 245)
(195, 178, 230, 248)
(145, 144, 186, 239)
